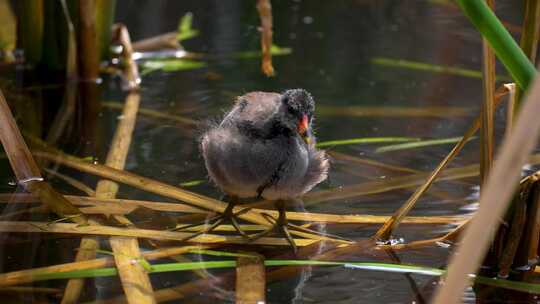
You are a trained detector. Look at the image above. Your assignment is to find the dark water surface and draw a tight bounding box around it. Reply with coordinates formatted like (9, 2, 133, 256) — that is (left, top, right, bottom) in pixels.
(0, 0, 533, 303)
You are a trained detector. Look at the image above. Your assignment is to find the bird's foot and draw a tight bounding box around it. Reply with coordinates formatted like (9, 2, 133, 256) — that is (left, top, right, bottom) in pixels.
(173, 203, 252, 242)
(248, 212, 298, 254)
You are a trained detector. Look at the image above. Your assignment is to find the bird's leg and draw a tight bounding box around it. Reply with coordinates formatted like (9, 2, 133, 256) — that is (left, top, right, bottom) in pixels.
(248, 200, 297, 253)
(275, 200, 297, 253)
(175, 195, 250, 241)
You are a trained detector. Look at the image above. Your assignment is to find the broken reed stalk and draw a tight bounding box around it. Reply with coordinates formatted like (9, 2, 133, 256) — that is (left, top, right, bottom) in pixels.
(373, 85, 508, 240)
(112, 24, 140, 90)
(256, 0, 275, 76)
(432, 68, 540, 304)
(0, 193, 466, 225)
(0, 245, 208, 287)
(236, 253, 265, 304)
(480, 0, 495, 186)
(33, 151, 341, 244)
(0, 90, 86, 224)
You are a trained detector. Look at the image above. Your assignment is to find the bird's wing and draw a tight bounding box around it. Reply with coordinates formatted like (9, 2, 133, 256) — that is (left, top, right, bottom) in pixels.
(224, 92, 281, 125)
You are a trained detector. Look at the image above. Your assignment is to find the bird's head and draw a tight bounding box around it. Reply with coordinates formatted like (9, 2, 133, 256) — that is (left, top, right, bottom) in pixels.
(279, 89, 315, 144)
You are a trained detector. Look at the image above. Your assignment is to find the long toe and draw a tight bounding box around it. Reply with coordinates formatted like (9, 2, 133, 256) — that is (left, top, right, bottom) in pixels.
(280, 224, 298, 254)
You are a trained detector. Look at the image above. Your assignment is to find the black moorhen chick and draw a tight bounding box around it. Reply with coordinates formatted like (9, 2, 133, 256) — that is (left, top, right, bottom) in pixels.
(196, 89, 329, 249)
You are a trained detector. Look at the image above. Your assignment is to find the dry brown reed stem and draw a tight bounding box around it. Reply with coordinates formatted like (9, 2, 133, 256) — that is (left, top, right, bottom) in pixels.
(132, 32, 181, 52)
(77, 0, 99, 82)
(0, 245, 209, 287)
(0, 221, 315, 247)
(480, 0, 495, 186)
(112, 24, 140, 90)
(236, 253, 265, 304)
(43, 168, 95, 196)
(432, 71, 540, 304)
(373, 85, 509, 240)
(0, 90, 86, 224)
(256, 0, 274, 76)
(33, 152, 341, 244)
(0, 193, 466, 225)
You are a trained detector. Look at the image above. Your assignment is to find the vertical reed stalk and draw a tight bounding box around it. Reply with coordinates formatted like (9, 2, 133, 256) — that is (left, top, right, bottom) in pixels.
(46, 0, 78, 149)
(480, 0, 495, 186)
(95, 0, 116, 60)
(478, 1, 499, 279)
(514, 0, 540, 118)
(236, 254, 266, 304)
(513, 176, 540, 282)
(17, 0, 44, 64)
(77, 0, 99, 81)
(256, 0, 275, 77)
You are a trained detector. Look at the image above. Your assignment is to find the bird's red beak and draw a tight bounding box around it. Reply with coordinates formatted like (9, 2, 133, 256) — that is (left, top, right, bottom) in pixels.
(297, 114, 309, 135)
(297, 114, 312, 144)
